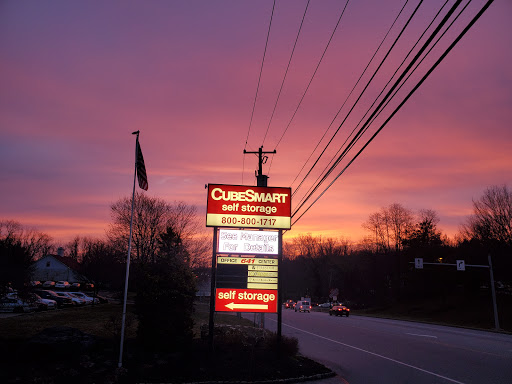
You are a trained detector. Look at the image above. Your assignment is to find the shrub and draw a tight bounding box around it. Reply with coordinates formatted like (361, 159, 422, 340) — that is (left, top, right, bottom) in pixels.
(134, 258, 196, 353)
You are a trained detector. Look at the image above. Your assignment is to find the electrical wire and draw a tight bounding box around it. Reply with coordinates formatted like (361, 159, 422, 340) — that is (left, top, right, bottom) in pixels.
(294, 0, 450, 207)
(266, 0, 351, 175)
(292, 0, 494, 226)
(261, 0, 311, 148)
(242, 0, 276, 184)
(290, 0, 412, 195)
(293, 0, 463, 218)
(293, 0, 425, 207)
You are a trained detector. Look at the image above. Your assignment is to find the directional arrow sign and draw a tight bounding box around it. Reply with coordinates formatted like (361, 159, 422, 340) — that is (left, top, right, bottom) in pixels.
(215, 288, 278, 313)
(225, 302, 268, 311)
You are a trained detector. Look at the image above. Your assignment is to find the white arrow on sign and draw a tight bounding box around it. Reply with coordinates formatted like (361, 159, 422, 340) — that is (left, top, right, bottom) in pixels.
(225, 302, 269, 311)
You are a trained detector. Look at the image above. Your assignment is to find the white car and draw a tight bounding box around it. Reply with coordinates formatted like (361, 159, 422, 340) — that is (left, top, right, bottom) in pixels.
(69, 292, 99, 305)
(31, 293, 57, 310)
(0, 296, 38, 313)
(53, 291, 85, 306)
(295, 300, 312, 313)
(55, 281, 70, 289)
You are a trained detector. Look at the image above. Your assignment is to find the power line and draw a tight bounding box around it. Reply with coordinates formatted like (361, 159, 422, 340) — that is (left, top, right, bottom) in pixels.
(274, 0, 351, 151)
(292, 0, 494, 226)
(242, 0, 276, 184)
(293, 0, 425, 209)
(290, 0, 413, 196)
(293, 0, 462, 218)
(266, 0, 351, 176)
(294, 0, 451, 208)
(261, 0, 311, 148)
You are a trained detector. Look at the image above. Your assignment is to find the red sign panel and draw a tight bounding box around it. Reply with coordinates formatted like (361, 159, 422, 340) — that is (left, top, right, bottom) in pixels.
(215, 288, 278, 313)
(206, 184, 291, 229)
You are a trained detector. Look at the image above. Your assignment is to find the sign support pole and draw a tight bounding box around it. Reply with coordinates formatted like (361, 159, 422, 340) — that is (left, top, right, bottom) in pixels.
(208, 227, 218, 351)
(412, 256, 501, 330)
(488, 254, 500, 330)
(277, 229, 283, 355)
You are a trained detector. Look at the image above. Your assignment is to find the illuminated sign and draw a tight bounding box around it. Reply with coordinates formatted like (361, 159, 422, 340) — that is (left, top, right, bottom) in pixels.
(217, 256, 278, 265)
(218, 229, 279, 255)
(206, 184, 291, 229)
(216, 256, 278, 290)
(215, 288, 278, 313)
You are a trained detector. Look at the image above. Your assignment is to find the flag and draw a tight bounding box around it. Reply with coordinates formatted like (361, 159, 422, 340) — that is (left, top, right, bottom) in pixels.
(136, 139, 148, 190)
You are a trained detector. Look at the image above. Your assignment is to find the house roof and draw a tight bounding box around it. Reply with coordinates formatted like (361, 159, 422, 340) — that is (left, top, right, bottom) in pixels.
(52, 254, 82, 271)
(33, 254, 89, 282)
(36, 254, 82, 273)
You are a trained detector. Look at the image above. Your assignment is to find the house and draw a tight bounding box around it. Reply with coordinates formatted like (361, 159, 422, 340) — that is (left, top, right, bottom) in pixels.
(31, 250, 88, 283)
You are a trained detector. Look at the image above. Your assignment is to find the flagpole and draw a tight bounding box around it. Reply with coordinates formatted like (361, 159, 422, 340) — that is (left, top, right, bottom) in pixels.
(118, 130, 140, 368)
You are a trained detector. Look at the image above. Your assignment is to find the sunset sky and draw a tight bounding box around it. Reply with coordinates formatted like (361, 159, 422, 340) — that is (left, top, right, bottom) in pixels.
(1, 0, 511, 246)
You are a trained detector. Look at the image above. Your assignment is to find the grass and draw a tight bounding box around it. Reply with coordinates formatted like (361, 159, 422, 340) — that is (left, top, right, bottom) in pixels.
(0, 301, 254, 341)
(352, 292, 512, 333)
(0, 299, 332, 383)
(5, 293, 509, 382)
(0, 303, 138, 340)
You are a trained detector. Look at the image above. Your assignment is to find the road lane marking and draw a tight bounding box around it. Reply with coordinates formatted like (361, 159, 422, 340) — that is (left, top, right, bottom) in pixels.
(406, 332, 438, 338)
(282, 322, 466, 384)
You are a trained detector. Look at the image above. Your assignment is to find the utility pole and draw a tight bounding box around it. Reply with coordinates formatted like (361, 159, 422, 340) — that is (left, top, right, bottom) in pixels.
(242, 146, 278, 334)
(243, 146, 276, 187)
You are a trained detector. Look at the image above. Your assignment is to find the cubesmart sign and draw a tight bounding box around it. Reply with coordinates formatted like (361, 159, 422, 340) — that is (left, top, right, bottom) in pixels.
(206, 184, 291, 230)
(215, 288, 278, 313)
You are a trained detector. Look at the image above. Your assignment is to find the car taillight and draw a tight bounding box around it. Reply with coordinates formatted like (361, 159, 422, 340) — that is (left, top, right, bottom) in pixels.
(309, 306, 312, 309)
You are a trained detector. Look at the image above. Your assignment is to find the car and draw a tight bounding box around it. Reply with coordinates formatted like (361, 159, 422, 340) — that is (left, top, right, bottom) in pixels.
(55, 281, 70, 289)
(0, 296, 38, 313)
(14, 292, 54, 311)
(95, 295, 109, 304)
(54, 292, 86, 306)
(284, 299, 295, 309)
(34, 290, 73, 308)
(29, 293, 57, 311)
(329, 305, 350, 317)
(30, 280, 42, 287)
(318, 302, 332, 308)
(42, 281, 55, 288)
(84, 283, 95, 290)
(69, 292, 99, 305)
(295, 300, 312, 313)
(71, 282, 81, 289)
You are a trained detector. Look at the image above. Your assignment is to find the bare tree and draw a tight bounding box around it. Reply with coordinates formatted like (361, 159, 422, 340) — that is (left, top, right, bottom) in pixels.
(1, 220, 55, 294)
(108, 192, 171, 263)
(362, 204, 413, 252)
(362, 212, 388, 252)
(65, 236, 81, 261)
(0, 220, 54, 260)
(461, 185, 512, 246)
(387, 203, 414, 251)
(289, 234, 319, 259)
(107, 192, 203, 265)
(167, 202, 210, 268)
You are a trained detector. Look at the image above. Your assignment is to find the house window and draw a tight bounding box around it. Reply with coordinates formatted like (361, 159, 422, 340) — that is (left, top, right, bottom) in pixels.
(46, 261, 50, 268)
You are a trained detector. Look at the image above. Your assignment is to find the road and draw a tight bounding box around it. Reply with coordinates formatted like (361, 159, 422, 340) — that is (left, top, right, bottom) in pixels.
(247, 310, 512, 384)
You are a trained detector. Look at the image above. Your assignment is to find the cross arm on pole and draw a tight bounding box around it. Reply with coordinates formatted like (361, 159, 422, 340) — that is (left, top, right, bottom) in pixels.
(243, 146, 276, 186)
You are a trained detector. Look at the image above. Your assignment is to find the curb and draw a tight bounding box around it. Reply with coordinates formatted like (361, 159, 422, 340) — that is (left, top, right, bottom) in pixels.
(180, 370, 336, 384)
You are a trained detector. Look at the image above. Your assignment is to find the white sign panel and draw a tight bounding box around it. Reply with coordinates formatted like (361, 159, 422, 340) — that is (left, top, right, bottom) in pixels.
(457, 260, 465, 271)
(218, 229, 279, 255)
(415, 258, 424, 269)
